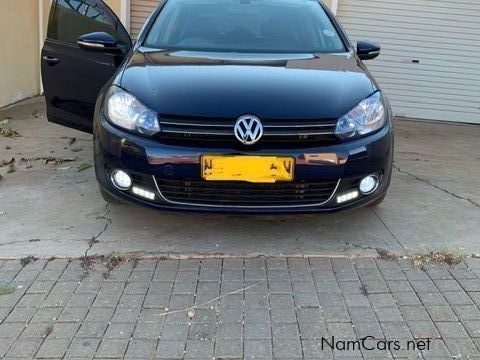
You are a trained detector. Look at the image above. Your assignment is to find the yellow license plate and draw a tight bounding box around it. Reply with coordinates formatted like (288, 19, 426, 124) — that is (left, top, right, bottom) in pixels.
(201, 155, 294, 183)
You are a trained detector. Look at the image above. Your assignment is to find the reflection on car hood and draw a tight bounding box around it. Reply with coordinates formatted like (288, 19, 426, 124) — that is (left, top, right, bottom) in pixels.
(120, 48, 378, 119)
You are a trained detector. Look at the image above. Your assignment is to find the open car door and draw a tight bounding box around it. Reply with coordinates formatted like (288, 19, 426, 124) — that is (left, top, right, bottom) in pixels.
(41, 0, 132, 133)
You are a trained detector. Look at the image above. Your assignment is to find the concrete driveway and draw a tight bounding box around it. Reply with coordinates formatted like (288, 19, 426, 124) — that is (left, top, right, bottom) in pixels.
(0, 97, 479, 259)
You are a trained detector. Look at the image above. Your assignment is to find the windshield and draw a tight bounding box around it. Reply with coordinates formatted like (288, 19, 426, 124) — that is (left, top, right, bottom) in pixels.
(144, 0, 346, 53)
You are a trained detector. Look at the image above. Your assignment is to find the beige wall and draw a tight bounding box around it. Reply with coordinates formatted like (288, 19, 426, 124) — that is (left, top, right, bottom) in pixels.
(0, 0, 40, 107)
(105, 0, 122, 18)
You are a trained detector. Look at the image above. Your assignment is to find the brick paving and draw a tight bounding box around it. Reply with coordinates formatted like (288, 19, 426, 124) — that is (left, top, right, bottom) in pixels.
(2, 257, 480, 359)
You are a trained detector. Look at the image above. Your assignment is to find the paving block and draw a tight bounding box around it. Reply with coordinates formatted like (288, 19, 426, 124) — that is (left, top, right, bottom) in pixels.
(272, 322, 300, 339)
(214, 338, 243, 359)
(183, 339, 214, 359)
(76, 321, 109, 338)
(104, 322, 136, 339)
(426, 305, 458, 322)
(133, 321, 162, 339)
(245, 322, 271, 340)
(36, 338, 71, 358)
(160, 324, 189, 341)
(125, 339, 157, 358)
(96, 338, 129, 358)
(216, 322, 243, 340)
(407, 320, 440, 339)
(273, 338, 302, 358)
(50, 322, 80, 339)
(6, 339, 41, 358)
(436, 321, 470, 339)
(399, 305, 431, 321)
(244, 339, 272, 359)
(299, 321, 327, 340)
(188, 323, 216, 340)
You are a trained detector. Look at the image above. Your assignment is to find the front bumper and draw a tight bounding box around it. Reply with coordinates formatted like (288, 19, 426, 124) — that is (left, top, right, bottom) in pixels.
(94, 116, 393, 214)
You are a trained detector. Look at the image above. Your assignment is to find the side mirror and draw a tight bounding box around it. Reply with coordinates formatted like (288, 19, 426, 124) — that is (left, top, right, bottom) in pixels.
(77, 32, 120, 53)
(357, 41, 381, 60)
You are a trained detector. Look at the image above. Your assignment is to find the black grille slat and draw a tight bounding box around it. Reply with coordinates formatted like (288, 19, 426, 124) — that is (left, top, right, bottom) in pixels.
(160, 197, 328, 205)
(262, 130, 334, 136)
(161, 189, 334, 199)
(158, 180, 338, 191)
(160, 185, 333, 191)
(158, 178, 338, 187)
(160, 187, 334, 196)
(162, 128, 232, 136)
(157, 115, 338, 145)
(263, 124, 336, 128)
(160, 121, 233, 128)
(156, 178, 338, 207)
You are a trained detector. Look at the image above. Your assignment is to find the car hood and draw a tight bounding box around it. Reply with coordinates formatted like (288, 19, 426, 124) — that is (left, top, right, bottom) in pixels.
(120, 48, 377, 119)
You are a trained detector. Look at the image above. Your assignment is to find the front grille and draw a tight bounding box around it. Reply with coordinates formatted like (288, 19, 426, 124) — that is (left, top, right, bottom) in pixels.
(157, 115, 339, 145)
(154, 178, 339, 207)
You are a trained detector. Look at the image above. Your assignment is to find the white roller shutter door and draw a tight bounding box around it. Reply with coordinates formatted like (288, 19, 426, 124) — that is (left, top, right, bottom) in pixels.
(337, 0, 480, 124)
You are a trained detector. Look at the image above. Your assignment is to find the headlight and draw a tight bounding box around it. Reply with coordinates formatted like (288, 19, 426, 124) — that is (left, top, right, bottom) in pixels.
(335, 92, 385, 139)
(104, 86, 160, 136)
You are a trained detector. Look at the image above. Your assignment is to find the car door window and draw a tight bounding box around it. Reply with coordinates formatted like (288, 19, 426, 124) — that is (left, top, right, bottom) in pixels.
(48, 0, 130, 54)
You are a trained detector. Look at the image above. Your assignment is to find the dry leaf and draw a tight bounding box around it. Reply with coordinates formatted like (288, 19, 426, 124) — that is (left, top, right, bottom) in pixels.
(43, 156, 76, 165)
(77, 163, 93, 172)
(1, 158, 15, 167)
(408, 251, 465, 270)
(20, 256, 38, 266)
(7, 163, 15, 173)
(0, 128, 21, 137)
(0, 285, 15, 296)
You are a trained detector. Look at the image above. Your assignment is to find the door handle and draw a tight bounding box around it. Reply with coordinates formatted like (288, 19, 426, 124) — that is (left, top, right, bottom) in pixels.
(42, 56, 60, 65)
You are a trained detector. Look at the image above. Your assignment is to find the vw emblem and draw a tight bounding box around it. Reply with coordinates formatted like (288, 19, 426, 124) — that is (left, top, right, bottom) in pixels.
(234, 115, 263, 145)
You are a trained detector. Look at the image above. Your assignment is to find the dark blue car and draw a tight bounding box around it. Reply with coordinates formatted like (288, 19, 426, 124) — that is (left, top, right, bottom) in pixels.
(41, 0, 393, 213)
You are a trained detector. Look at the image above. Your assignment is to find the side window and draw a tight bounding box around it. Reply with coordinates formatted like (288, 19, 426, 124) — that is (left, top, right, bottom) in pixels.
(47, 0, 130, 53)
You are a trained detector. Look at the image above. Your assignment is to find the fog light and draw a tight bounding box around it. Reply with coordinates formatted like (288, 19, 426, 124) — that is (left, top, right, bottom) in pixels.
(132, 186, 156, 200)
(110, 170, 132, 190)
(336, 190, 359, 204)
(359, 175, 379, 195)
